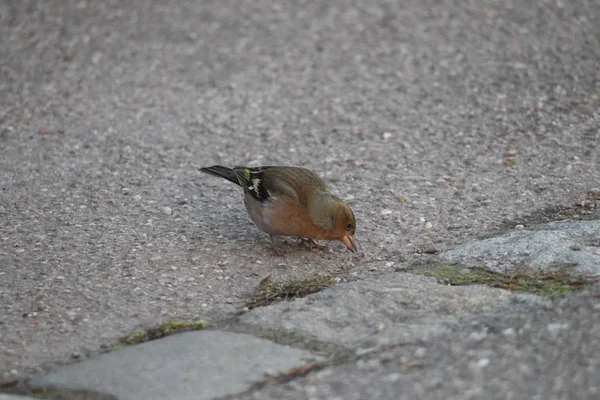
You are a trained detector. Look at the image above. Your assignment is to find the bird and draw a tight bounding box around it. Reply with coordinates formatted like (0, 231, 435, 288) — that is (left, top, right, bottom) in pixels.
(199, 165, 356, 252)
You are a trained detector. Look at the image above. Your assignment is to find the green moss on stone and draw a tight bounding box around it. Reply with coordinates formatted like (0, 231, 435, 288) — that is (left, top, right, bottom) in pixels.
(31, 388, 117, 400)
(119, 319, 207, 346)
(419, 266, 593, 297)
(244, 274, 335, 309)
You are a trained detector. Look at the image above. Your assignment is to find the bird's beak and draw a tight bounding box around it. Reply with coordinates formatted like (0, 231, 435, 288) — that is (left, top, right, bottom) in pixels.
(342, 235, 356, 253)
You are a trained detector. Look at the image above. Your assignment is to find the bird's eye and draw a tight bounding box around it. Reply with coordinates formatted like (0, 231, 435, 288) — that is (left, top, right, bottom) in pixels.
(346, 223, 354, 231)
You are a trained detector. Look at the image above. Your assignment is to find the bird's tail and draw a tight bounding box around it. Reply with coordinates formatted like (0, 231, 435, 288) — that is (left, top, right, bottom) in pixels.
(199, 165, 240, 186)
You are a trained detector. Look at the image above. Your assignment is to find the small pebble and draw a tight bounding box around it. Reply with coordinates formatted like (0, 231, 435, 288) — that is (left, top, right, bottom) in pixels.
(502, 328, 516, 336)
(425, 222, 433, 230)
(163, 206, 172, 215)
(476, 358, 490, 368)
(381, 209, 393, 215)
(355, 347, 376, 356)
(421, 245, 438, 254)
(383, 373, 401, 382)
(468, 331, 487, 341)
(515, 224, 525, 230)
(547, 323, 569, 334)
(587, 188, 600, 199)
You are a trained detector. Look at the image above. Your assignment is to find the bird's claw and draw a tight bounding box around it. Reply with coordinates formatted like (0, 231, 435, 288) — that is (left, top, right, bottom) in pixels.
(298, 237, 326, 250)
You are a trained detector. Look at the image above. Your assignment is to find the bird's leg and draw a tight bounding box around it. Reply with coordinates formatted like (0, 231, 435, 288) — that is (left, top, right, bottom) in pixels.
(297, 237, 326, 250)
(269, 235, 285, 256)
(308, 239, 326, 250)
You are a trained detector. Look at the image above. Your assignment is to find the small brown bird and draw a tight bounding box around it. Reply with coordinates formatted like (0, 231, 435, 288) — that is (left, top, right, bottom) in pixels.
(200, 165, 357, 252)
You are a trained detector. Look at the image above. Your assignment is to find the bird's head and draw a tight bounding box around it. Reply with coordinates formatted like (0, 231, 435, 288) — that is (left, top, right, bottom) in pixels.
(326, 200, 357, 252)
(309, 192, 357, 252)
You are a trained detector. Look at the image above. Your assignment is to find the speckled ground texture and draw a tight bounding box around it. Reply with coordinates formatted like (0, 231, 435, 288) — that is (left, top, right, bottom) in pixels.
(0, 0, 599, 397)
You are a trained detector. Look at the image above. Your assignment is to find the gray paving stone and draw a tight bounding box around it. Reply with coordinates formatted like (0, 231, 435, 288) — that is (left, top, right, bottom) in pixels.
(440, 220, 600, 274)
(241, 272, 547, 348)
(28, 331, 320, 400)
(0, 395, 39, 400)
(239, 290, 600, 400)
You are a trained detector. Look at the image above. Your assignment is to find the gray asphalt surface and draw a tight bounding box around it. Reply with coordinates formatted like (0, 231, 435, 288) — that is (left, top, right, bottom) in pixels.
(1, 0, 599, 391)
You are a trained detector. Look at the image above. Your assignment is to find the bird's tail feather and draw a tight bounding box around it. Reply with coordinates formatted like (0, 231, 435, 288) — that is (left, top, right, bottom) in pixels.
(199, 165, 240, 186)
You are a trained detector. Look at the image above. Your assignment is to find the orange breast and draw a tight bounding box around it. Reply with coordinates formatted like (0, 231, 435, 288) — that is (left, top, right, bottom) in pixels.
(265, 196, 328, 239)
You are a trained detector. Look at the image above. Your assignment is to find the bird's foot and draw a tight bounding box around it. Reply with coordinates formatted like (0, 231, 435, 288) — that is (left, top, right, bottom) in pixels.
(298, 237, 326, 250)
